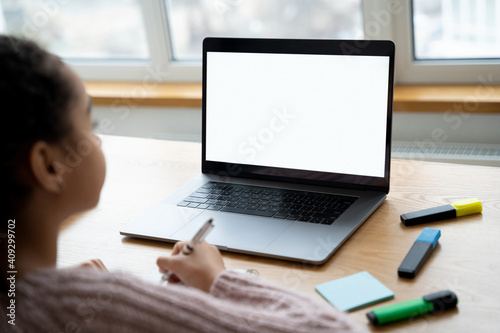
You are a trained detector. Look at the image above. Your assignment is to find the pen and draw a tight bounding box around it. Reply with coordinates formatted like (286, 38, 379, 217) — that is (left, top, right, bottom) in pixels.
(161, 218, 214, 281)
(366, 290, 458, 325)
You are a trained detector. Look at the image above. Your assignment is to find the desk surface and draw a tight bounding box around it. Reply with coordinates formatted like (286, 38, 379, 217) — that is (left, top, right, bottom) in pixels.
(57, 135, 500, 332)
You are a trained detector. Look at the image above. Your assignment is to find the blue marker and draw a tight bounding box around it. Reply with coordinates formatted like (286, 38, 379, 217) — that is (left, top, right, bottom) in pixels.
(398, 228, 440, 278)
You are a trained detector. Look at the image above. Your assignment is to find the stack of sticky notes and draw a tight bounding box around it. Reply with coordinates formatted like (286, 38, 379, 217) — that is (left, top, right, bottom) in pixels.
(315, 271, 394, 311)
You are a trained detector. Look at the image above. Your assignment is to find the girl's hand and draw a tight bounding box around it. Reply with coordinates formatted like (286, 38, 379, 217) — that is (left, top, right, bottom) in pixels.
(78, 258, 108, 271)
(157, 241, 225, 293)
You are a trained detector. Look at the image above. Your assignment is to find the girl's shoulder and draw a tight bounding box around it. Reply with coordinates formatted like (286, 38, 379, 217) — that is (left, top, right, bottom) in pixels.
(19, 267, 141, 292)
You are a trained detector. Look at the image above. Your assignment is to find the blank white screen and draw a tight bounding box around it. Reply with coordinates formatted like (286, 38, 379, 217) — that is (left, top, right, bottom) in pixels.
(206, 52, 389, 178)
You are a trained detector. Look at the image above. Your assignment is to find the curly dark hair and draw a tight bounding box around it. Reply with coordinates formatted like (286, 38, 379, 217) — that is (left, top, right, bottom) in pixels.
(1, 35, 76, 223)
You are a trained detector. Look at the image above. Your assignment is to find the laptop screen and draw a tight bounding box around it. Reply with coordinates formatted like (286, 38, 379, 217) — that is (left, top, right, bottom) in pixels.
(202, 38, 394, 192)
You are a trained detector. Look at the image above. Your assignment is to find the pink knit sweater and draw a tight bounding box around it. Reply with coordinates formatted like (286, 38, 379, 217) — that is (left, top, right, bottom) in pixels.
(1, 268, 366, 332)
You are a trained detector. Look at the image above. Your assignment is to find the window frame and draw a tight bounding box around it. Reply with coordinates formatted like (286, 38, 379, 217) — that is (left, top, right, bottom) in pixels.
(70, 0, 201, 82)
(391, 0, 500, 84)
(65, 0, 500, 84)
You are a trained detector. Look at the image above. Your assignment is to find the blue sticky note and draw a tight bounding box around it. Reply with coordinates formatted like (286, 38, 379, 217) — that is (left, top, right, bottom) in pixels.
(315, 271, 394, 312)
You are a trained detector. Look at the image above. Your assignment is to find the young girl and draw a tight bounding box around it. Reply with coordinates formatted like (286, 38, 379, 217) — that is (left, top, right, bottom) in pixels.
(0, 35, 364, 333)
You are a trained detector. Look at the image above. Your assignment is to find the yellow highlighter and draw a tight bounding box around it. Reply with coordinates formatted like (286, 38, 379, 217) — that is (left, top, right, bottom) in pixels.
(400, 198, 482, 226)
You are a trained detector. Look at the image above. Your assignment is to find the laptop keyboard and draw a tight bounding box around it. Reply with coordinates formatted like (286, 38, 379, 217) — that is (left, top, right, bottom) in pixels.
(177, 182, 358, 225)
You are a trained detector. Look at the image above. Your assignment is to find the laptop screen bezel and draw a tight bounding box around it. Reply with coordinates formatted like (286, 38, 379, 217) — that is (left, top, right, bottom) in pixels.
(202, 38, 394, 194)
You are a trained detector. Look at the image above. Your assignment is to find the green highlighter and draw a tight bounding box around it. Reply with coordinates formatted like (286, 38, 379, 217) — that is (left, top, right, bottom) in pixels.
(366, 290, 458, 325)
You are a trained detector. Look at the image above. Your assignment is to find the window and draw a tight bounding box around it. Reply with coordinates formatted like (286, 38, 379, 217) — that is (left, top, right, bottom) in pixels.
(1, 0, 499, 83)
(412, 0, 500, 60)
(0, 0, 164, 81)
(165, 0, 363, 61)
(1, 0, 149, 60)
(394, 0, 500, 83)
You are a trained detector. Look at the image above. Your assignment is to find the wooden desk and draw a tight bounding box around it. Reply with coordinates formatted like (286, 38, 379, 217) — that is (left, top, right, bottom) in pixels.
(57, 135, 500, 332)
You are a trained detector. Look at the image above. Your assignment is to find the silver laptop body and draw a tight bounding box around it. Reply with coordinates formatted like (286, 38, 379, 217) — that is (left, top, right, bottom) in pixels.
(121, 38, 395, 264)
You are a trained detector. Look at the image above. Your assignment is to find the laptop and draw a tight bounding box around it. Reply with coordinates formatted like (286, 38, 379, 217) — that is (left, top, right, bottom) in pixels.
(121, 38, 395, 264)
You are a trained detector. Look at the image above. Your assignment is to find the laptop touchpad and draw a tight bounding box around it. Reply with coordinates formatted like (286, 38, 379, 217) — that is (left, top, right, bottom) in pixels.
(172, 212, 292, 252)
(121, 203, 203, 239)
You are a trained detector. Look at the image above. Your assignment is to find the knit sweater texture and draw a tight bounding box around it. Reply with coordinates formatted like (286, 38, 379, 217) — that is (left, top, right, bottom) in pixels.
(0, 268, 366, 333)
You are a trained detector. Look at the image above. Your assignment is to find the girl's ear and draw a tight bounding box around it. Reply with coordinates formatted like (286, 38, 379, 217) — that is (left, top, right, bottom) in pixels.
(29, 141, 66, 194)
